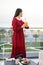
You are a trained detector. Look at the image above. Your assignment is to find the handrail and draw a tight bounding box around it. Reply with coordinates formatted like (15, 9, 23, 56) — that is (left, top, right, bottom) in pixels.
(0, 27, 43, 29)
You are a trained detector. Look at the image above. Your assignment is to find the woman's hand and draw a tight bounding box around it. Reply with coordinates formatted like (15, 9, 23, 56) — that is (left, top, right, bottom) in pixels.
(21, 24, 26, 28)
(24, 22, 28, 26)
(21, 22, 28, 28)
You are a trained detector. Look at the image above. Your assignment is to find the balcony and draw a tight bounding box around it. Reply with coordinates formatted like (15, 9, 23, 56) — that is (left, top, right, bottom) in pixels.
(0, 27, 43, 65)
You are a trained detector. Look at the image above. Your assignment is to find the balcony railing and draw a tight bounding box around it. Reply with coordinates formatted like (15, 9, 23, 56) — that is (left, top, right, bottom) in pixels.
(0, 27, 43, 59)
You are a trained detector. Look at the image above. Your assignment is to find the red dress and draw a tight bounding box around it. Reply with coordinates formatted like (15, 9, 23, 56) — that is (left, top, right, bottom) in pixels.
(11, 17, 29, 58)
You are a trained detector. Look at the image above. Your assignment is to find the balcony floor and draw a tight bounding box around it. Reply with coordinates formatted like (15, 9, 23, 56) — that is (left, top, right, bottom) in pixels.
(0, 58, 39, 65)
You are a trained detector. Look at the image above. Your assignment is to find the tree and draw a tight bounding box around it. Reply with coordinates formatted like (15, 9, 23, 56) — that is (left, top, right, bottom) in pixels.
(0, 29, 6, 44)
(33, 34, 39, 42)
(33, 34, 39, 47)
(8, 29, 13, 37)
(0, 29, 6, 34)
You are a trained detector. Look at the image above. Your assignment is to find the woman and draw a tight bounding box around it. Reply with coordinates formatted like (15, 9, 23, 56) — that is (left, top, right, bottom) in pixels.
(11, 8, 29, 58)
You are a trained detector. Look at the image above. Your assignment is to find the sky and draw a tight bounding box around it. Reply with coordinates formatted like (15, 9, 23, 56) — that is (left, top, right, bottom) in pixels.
(0, 0, 43, 27)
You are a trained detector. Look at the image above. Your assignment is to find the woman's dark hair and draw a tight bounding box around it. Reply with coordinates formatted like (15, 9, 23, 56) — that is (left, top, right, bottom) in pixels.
(14, 8, 22, 17)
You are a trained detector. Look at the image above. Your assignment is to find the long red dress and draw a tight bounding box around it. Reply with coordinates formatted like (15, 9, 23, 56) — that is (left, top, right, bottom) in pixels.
(11, 17, 29, 58)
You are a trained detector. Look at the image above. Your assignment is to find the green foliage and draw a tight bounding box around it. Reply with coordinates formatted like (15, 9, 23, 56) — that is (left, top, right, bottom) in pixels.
(0, 29, 6, 33)
(0, 34, 5, 38)
(40, 42, 43, 47)
(33, 34, 39, 38)
(1, 44, 12, 48)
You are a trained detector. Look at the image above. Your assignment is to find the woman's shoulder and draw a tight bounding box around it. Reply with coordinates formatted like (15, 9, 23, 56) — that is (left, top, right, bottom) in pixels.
(13, 17, 16, 20)
(12, 17, 17, 23)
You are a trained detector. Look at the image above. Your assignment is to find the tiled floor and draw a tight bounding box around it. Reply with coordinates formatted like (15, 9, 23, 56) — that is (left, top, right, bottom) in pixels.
(0, 59, 39, 65)
(31, 59, 39, 64)
(0, 61, 4, 65)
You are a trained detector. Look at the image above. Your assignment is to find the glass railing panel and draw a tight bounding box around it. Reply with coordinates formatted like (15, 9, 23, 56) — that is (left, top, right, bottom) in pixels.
(0, 27, 43, 58)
